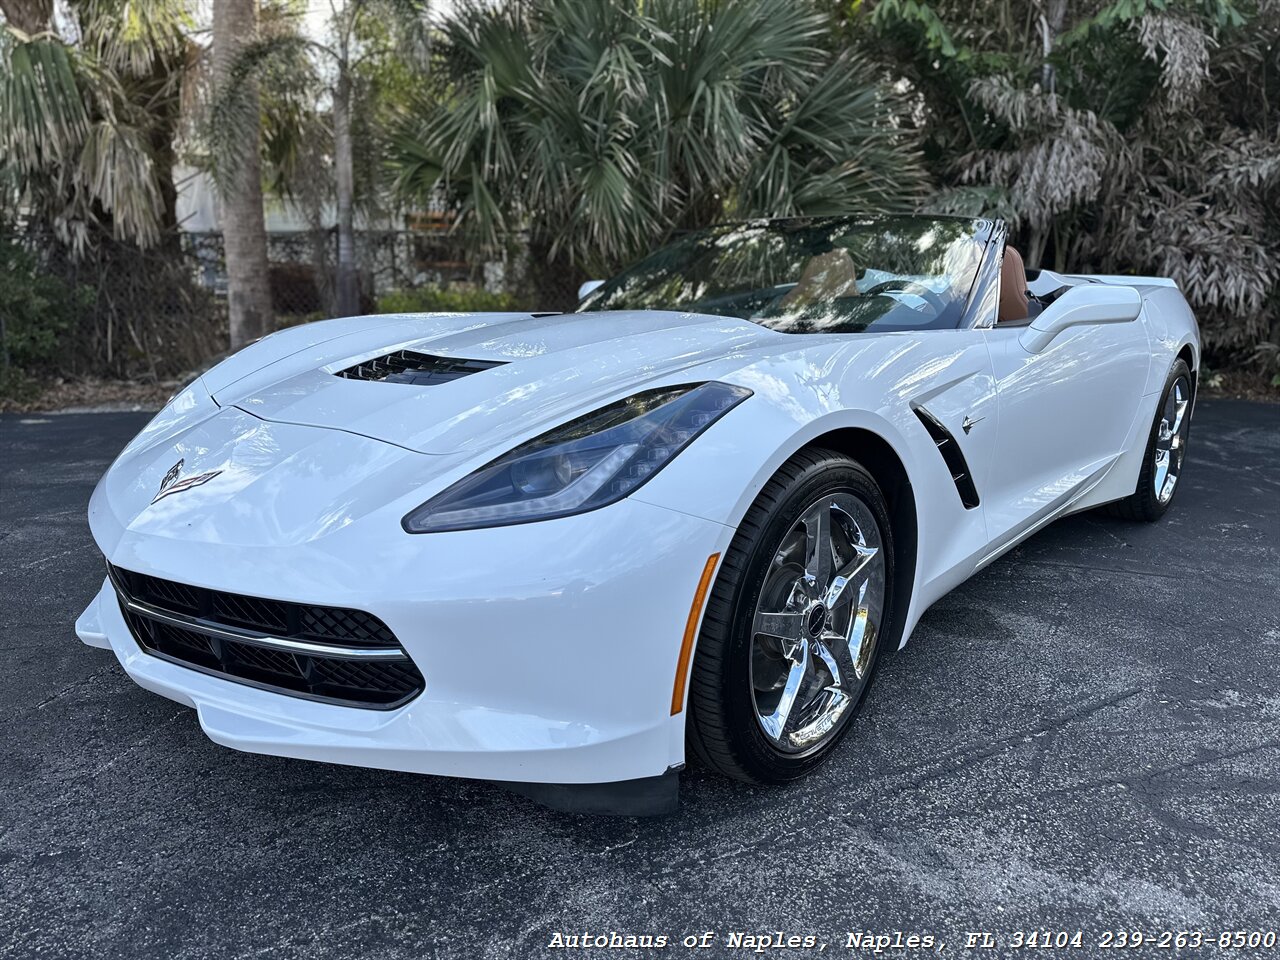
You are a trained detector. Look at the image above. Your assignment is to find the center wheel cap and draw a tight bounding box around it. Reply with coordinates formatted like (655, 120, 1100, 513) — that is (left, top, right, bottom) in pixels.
(805, 604, 827, 637)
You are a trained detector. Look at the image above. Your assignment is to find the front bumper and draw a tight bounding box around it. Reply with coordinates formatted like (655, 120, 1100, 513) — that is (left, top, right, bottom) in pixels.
(80, 496, 730, 793)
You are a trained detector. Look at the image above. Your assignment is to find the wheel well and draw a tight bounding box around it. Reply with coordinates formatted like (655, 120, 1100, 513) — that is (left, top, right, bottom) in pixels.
(803, 429, 917, 655)
(1176, 343, 1197, 393)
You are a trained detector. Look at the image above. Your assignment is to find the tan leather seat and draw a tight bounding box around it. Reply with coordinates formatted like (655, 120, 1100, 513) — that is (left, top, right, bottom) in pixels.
(998, 245, 1029, 323)
(778, 249, 860, 309)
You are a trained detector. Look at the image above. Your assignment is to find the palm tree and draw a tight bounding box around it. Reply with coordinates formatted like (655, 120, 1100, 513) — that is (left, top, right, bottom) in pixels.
(391, 0, 928, 307)
(1, 0, 227, 380)
(0, 0, 192, 251)
(212, 0, 272, 348)
(209, 0, 430, 318)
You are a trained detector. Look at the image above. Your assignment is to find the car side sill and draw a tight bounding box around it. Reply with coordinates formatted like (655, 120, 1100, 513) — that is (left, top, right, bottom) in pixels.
(975, 458, 1116, 571)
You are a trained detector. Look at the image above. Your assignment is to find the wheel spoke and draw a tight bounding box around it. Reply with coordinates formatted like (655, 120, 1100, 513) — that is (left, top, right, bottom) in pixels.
(1170, 380, 1189, 433)
(849, 608, 879, 680)
(823, 543, 879, 611)
(815, 629, 862, 704)
(789, 639, 851, 747)
(814, 638, 845, 690)
(835, 573, 882, 682)
(759, 642, 810, 741)
(1153, 448, 1171, 500)
(802, 503, 833, 588)
(754, 610, 806, 659)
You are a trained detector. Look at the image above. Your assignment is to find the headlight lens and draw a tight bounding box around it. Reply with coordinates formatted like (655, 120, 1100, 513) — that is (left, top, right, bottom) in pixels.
(402, 381, 751, 533)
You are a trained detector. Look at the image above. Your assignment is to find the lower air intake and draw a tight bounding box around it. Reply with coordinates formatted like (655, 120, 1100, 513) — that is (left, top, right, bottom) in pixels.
(110, 566, 424, 709)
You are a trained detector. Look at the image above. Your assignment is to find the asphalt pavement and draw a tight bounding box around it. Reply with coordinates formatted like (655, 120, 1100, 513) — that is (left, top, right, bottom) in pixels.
(1, 401, 1278, 959)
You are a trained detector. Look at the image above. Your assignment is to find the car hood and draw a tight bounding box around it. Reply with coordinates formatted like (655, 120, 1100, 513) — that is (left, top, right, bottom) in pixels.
(212, 310, 786, 455)
(93, 406, 450, 547)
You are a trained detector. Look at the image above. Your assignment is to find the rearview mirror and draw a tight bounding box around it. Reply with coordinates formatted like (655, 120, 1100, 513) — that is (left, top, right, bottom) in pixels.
(1019, 284, 1142, 354)
(578, 279, 604, 301)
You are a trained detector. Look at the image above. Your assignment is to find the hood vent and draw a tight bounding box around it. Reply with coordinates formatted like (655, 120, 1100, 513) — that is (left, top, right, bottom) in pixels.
(336, 350, 506, 386)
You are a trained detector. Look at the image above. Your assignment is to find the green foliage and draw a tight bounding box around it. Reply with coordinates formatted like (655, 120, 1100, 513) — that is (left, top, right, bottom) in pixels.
(856, 0, 1280, 355)
(0, 32, 87, 164)
(0, 235, 93, 374)
(209, 30, 319, 202)
(869, 0, 960, 55)
(0, 0, 192, 251)
(375, 286, 520, 315)
(1061, 0, 1245, 42)
(393, 0, 927, 292)
(205, 0, 431, 219)
(0, 364, 42, 405)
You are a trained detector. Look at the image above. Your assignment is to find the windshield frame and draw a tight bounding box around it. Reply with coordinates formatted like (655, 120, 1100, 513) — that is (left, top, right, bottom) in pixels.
(577, 215, 1003, 335)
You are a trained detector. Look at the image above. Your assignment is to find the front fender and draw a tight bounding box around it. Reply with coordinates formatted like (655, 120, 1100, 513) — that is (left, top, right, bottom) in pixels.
(630, 333, 996, 647)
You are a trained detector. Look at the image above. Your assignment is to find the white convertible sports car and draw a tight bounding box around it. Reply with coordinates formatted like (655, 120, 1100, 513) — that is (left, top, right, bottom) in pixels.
(77, 215, 1198, 814)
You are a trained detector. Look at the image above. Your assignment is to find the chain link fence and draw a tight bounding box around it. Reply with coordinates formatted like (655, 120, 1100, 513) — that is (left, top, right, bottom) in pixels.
(183, 227, 526, 325)
(2, 221, 529, 395)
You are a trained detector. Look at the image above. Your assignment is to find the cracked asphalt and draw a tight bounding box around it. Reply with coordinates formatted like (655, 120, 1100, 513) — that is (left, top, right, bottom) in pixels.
(1, 401, 1278, 959)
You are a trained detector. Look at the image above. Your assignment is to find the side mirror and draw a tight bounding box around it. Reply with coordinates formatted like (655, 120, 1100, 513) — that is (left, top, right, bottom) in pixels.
(1019, 284, 1142, 354)
(577, 279, 604, 301)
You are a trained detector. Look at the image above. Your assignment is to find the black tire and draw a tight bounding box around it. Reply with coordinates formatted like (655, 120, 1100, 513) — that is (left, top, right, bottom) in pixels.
(686, 448, 895, 784)
(1105, 358, 1194, 522)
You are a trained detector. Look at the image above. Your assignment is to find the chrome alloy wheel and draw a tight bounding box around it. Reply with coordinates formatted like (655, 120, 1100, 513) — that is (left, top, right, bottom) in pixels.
(1153, 376, 1191, 504)
(749, 492, 885, 754)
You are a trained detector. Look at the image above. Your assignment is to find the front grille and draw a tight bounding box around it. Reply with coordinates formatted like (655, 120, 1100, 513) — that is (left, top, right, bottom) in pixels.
(336, 350, 505, 385)
(110, 566, 424, 709)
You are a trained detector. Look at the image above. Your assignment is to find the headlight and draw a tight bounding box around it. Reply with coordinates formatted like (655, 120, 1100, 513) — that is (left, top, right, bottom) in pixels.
(402, 381, 751, 533)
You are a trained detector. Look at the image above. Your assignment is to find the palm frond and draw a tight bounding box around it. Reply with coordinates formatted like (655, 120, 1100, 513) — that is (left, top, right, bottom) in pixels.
(77, 117, 163, 244)
(1, 24, 176, 247)
(390, 0, 927, 276)
(203, 32, 314, 191)
(359, 0, 432, 64)
(77, 0, 191, 78)
(0, 34, 88, 170)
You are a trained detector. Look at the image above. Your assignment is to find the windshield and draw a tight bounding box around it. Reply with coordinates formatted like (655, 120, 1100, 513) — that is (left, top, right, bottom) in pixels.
(578, 216, 990, 334)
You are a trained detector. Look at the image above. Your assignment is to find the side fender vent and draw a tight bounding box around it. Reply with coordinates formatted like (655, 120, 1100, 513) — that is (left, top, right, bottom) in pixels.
(337, 350, 506, 385)
(912, 406, 980, 509)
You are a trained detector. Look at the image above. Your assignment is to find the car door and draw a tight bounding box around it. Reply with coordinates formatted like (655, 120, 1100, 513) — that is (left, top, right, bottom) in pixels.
(982, 292, 1151, 547)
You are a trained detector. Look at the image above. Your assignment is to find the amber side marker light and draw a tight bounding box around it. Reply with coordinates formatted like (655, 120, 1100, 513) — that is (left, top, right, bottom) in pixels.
(671, 553, 721, 715)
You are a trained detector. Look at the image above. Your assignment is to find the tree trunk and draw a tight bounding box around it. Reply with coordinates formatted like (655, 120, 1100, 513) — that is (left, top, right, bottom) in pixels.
(213, 0, 272, 350)
(333, 70, 360, 317)
(1039, 0, 1068, 94)
(0, 0, 52, 35)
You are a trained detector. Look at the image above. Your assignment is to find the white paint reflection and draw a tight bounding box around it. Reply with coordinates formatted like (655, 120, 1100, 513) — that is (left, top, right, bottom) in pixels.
(126, 411, 426, 546)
